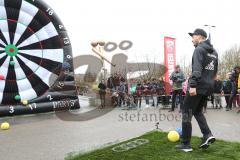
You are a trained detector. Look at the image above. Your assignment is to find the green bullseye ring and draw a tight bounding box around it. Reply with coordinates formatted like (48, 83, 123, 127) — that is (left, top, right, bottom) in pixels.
(5, 44, 18, 57)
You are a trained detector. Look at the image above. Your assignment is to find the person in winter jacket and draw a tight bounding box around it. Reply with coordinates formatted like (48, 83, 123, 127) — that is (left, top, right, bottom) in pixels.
(143, 81, 151, 107)
(98, 80, 107, 108)
(136, 82, 144, 108)
(107, 74, 115, 90)
(213, 75, 223, 109)
(151, 79, 158, 107)
(223, 72, 232, 108)
(156, 78, 166, 106)
(176, 29, 217, 152)
(227, 66, 240, 111)
(169, 65, 185, 112)
(118, 81, 126, 107)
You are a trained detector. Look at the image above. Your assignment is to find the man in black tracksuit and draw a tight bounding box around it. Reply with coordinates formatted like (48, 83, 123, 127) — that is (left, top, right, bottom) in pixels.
(176, 29, 218, 152)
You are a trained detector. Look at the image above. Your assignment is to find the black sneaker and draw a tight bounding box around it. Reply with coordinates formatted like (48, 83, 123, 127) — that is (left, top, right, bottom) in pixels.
(199, 134, 216, 149)
(176, 143, 193, 152)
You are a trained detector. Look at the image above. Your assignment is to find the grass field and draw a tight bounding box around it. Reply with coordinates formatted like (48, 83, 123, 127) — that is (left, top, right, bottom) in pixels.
(66, 131, 240, 160)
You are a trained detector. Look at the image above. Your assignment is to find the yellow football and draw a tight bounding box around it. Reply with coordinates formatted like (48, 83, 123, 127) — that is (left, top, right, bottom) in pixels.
(168, 131, 180, 142)
(21, 100, 28, 105)
(1, 122, 10, 130)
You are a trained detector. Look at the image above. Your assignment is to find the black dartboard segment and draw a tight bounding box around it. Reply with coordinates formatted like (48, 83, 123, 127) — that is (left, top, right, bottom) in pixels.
(0, 0, 77, 108)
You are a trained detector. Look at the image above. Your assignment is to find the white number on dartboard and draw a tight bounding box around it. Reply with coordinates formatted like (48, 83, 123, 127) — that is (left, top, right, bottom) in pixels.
(57, 82, 64, 89)
(9, 106, 14, 114)
(63, 37, 70, 45)
(46, 8, 54, 15)
(47, 95, 53, 101)
(59, 25, 64, 30)
(28, 103, 37, 110)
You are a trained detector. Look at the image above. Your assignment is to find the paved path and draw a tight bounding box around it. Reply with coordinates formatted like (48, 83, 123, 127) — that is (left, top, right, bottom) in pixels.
(0, 97, 239, 160)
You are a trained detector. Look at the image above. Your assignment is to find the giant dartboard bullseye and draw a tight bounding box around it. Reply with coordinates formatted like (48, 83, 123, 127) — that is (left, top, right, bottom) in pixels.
(0, 0, 80, 116)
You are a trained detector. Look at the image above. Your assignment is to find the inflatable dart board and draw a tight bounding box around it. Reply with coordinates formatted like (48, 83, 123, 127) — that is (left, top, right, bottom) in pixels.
(0, 0, 80, 117)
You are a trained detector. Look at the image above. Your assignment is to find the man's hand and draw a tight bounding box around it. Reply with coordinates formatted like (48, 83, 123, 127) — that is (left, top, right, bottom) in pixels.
(189, 88, 197, 96)
(238, 89, 240, 93)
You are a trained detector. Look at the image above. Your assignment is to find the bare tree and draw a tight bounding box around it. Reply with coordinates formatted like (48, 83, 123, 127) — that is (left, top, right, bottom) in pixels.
(219, 45, 240, 79)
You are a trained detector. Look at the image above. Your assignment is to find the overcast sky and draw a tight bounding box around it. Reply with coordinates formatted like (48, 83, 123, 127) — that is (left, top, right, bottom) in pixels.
(47, 0, 240, 70)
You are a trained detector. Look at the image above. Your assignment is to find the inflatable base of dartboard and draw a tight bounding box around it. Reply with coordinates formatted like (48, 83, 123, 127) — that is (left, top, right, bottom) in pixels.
(0, 0, 80, 117)
(0, 100, 80, 117)
(0, 71, 80, 117)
